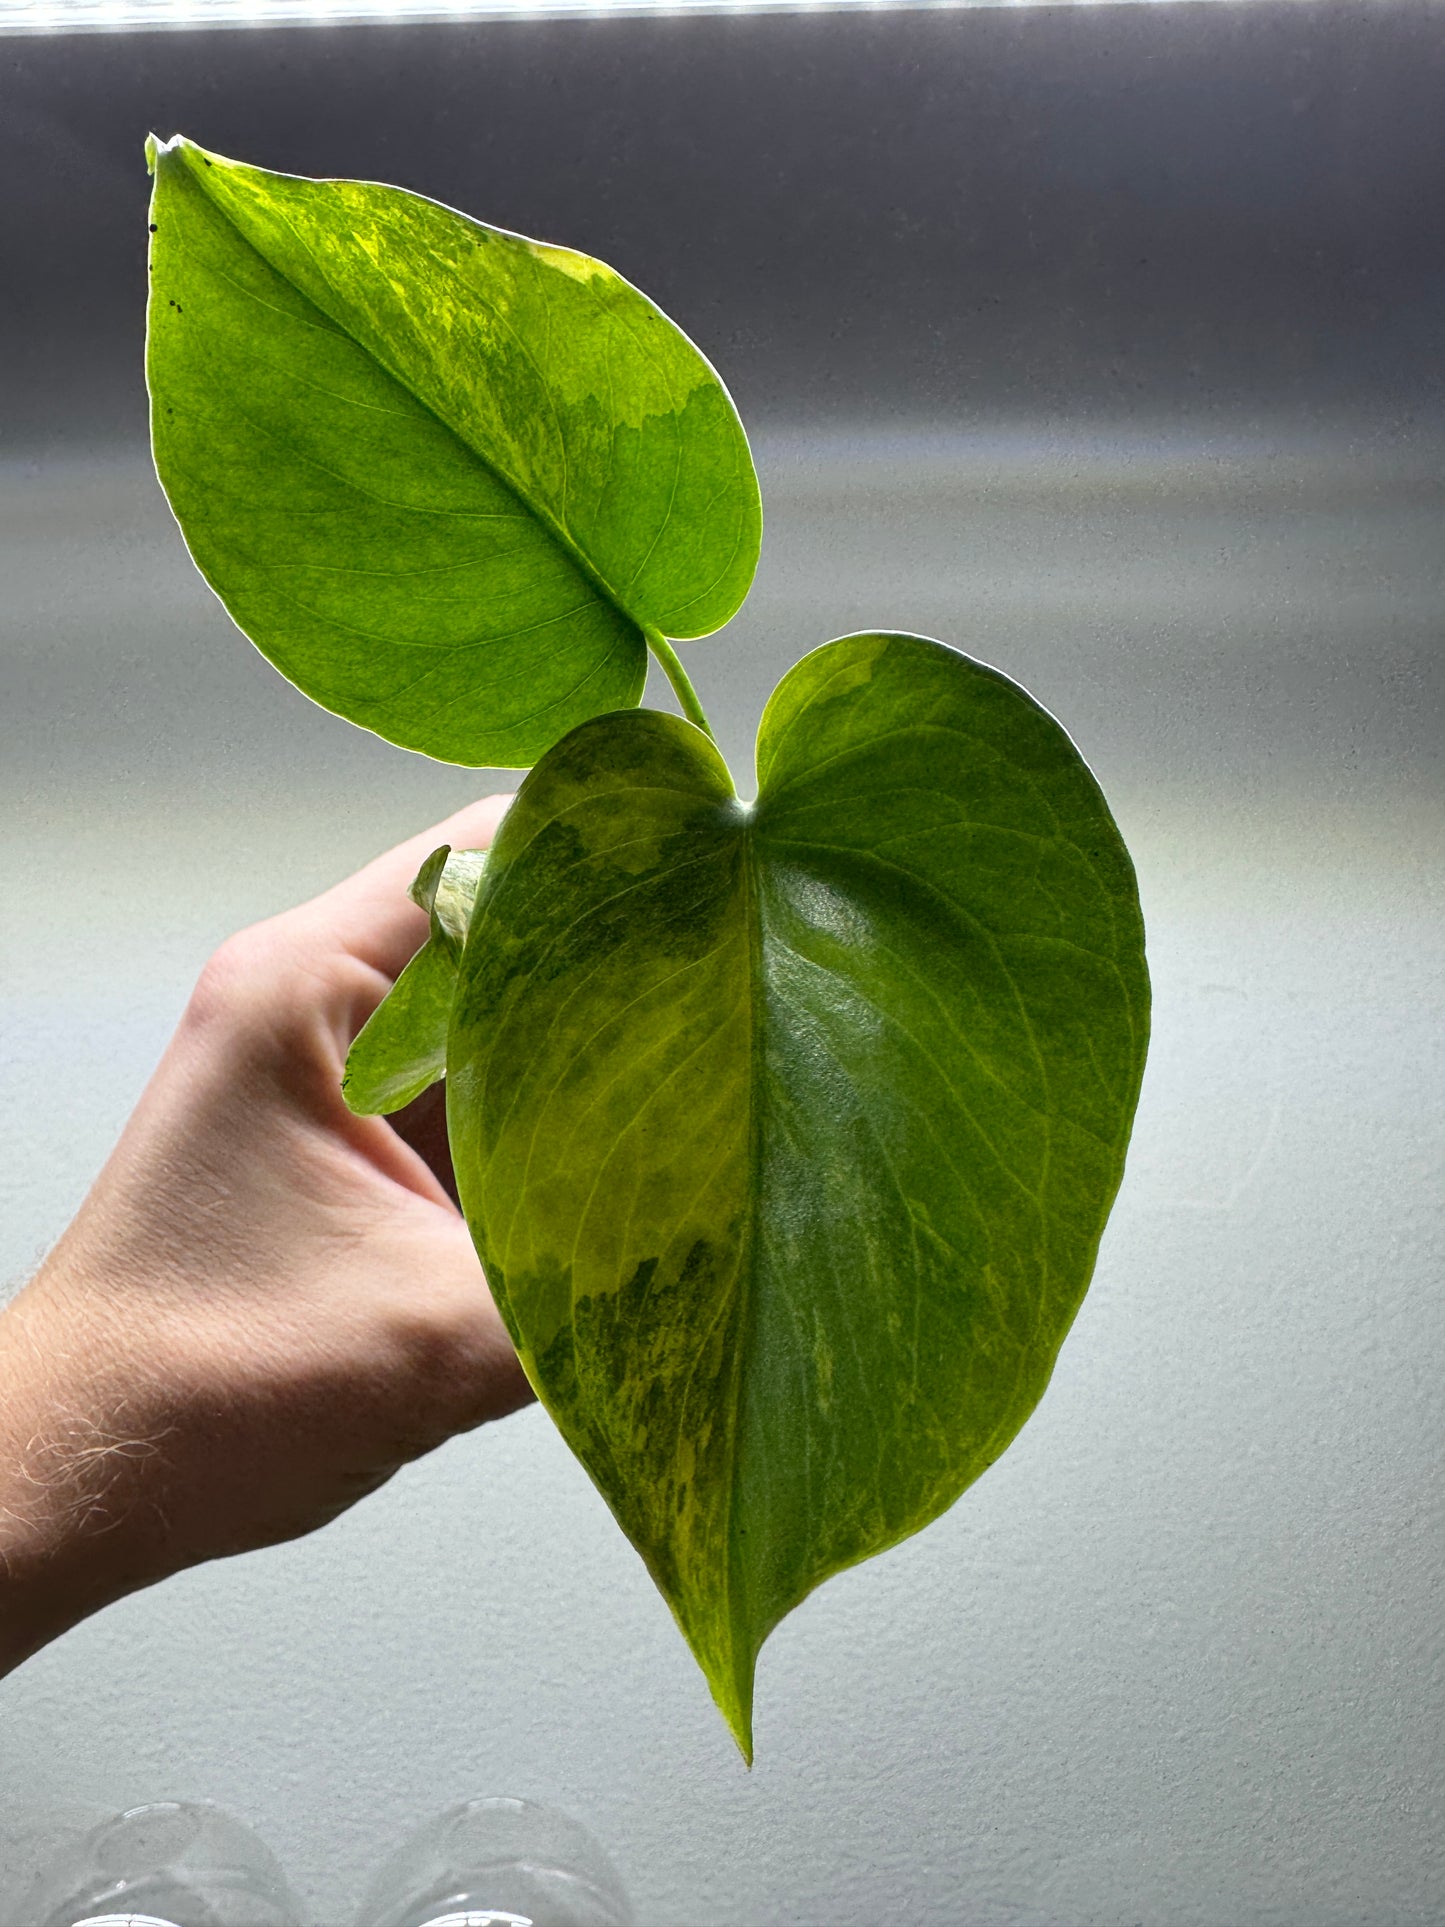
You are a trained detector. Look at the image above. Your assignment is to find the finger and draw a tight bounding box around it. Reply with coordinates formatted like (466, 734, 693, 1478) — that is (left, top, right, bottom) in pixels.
(300, 792, 515, 978)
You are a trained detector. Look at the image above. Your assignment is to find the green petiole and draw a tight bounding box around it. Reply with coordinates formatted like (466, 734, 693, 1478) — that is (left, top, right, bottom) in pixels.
(645, 628, 716, 742)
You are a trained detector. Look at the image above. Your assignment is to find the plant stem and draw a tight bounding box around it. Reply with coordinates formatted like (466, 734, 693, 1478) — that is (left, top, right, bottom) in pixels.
(645, 628, 715, 741)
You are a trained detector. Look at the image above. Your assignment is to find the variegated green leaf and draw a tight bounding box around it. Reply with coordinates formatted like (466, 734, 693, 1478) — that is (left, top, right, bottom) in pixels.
(447, 632, 1150, 1759)
(145, 136, 760, 767)
(344, 845, 488, 1116)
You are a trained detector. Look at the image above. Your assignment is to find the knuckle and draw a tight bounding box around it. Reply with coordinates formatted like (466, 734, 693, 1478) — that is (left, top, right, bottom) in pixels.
(389, 1292, 510, 1432)
(186, 926, 276, 1031)
(186, 920, 378, 1050)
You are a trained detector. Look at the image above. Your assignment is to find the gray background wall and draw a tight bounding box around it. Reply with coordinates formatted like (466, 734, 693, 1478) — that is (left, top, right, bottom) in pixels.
(2, 5, 1442, 1922)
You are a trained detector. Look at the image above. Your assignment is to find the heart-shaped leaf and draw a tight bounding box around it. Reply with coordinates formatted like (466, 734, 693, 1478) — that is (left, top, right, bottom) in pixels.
(446, 632, 1150, 1759)
(145, 136, 761, 766)
(344, 844, 489, 1116)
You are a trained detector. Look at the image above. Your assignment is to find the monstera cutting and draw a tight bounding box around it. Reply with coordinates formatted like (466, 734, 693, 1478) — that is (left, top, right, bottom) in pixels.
(145, 134, 1150, 1761)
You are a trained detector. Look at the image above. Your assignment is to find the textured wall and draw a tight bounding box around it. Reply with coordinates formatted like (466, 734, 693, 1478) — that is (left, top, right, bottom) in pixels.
(1, 8, 1442, 1923)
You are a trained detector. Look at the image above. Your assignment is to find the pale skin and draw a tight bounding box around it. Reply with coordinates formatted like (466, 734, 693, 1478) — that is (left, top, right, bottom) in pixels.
(0, 797, 533, 1681)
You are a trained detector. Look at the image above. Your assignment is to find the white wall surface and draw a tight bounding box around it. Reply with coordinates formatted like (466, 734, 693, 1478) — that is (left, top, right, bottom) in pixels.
(2, 425, 1441, 1924)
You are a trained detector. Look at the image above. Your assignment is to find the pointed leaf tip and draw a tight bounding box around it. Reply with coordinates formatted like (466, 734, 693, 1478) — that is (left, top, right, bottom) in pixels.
(407, 844, 451, 919)
(145, 132, 188, 175)
(719, 1671, 756, 1768)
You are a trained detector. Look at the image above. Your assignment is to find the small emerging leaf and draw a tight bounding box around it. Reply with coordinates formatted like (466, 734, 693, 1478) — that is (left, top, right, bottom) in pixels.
(344, 845, 488, 1116)
(406, 845, 452, 921)
(145, 136, 761, 766)
(343, 940, 456, 1117)
(447, 634, 1150, 1760)
(417, 847, 488, 951)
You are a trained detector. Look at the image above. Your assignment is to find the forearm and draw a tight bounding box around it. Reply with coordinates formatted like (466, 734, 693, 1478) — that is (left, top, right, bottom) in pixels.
(0, 1259, 162, 1680)
(0, 1508, 99, 1683)
(0, 1327, 78, 1677)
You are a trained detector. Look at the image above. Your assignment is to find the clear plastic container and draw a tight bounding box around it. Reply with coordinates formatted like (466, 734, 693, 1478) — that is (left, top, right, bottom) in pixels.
(12, 1800, 303, 1927)
(353, 1796, 633, 1927)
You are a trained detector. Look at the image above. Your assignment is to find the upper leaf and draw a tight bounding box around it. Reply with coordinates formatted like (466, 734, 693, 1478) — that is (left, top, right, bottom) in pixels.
(145, 135, 761, 766)
(446, 633, 1150, 1760)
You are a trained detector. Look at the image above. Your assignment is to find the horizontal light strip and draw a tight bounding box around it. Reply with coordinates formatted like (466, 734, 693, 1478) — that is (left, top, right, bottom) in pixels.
(0, 0, 1325, 32)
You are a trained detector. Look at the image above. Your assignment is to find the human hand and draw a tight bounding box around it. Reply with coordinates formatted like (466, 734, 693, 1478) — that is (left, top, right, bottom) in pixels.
(0, 798, 533, 1678)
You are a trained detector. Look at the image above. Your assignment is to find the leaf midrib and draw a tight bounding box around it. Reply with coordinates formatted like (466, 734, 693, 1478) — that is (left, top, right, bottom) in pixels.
(723, 808, 765, 1752)
(178, 144, 649, 652)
